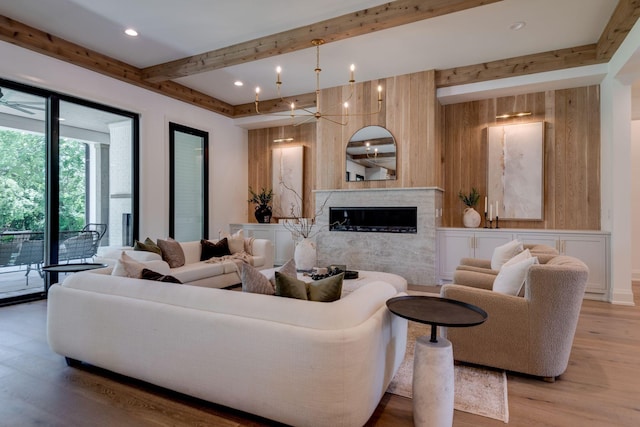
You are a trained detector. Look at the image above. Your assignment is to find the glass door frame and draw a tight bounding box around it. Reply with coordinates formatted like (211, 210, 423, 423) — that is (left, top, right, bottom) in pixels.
(0, 78, 139, 302)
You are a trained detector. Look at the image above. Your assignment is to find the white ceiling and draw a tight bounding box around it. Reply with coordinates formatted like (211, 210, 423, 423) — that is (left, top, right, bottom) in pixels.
(0, 0, 626, 108)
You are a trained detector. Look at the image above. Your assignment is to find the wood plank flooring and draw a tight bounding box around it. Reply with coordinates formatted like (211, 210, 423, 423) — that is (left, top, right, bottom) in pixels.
(1, 284, 639, 426)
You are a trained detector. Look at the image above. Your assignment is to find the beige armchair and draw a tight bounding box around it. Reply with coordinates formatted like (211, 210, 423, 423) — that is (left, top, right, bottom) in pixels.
(453, 244, 559, 291)
(440, 255, 589, 381)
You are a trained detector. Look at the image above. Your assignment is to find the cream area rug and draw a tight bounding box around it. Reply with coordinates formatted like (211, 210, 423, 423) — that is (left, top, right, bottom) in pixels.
(386, 321, 509, 423)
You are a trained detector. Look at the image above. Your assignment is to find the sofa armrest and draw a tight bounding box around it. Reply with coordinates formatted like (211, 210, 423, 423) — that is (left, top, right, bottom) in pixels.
(452, 268, 496, 290)
(459, 257, 492, 269)
(251, 239, 274, 269)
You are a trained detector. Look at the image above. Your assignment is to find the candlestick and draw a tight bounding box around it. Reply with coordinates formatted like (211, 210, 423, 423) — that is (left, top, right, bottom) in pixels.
(484, 197, 487, 213)
(496, 201, 499, 218)
(484, 211, 489, 228)
(495, 216, 500, 229)
(489, 205, 492, 220)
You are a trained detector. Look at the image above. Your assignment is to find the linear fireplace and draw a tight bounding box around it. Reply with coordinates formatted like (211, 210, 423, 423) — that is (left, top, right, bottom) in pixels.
(329, 207, 417, 233)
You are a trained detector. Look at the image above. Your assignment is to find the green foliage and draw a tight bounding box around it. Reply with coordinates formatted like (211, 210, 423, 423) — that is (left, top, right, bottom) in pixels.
(458, 187, 480, 208)
(0, 129, 86, 232)
(248, 187, 273, 206)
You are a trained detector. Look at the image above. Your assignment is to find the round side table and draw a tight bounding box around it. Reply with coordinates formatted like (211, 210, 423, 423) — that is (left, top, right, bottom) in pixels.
(386, 295, 487, 427)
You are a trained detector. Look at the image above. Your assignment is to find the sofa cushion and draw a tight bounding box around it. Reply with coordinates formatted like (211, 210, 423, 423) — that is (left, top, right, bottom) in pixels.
(491, 239, 524, 271)
(140, 268, 182, 284)
(170, 261, 227, 283)
(134, 237, 162, 255)
(493, 255, 539, 296)
(201, 238, 231, 260)
(157, 238, 185, 268)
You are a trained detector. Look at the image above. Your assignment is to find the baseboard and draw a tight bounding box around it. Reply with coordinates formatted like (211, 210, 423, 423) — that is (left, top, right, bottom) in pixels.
(611, 290, 636, 306)
(632, 269, 640, 281)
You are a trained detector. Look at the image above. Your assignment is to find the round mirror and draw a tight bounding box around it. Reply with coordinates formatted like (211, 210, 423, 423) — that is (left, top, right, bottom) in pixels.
(345, 126, 396, 181)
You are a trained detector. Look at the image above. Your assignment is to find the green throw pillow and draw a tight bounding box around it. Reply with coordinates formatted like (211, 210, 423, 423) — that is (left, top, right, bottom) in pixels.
(134, 237, 162, 255)
(307, 273, 344, 302)
(275, 271, 343, 302)
(275, 271, 308, 300)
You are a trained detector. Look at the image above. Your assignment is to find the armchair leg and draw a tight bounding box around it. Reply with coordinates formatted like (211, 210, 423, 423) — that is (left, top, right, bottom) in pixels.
(543, 376, 556, 383)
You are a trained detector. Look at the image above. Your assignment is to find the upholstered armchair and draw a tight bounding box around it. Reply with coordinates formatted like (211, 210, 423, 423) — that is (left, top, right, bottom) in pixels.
(453, 244, 559, 291)
(440, 255, 589, 381)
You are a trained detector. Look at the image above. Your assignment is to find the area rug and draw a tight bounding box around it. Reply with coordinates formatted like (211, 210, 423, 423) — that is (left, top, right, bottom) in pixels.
(386, 321, 509, 423)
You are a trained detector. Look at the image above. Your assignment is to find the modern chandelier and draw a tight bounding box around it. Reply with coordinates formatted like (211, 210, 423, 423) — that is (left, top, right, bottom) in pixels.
(254, 39, 383, 126)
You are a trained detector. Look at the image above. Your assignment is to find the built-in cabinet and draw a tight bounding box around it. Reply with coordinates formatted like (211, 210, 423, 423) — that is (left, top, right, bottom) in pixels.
(229, 224, 295, 266)
(437, 228, 610, 301)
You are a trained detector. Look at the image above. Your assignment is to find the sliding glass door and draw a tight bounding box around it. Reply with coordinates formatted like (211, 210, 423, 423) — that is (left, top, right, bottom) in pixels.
(0, 79, 138, 305)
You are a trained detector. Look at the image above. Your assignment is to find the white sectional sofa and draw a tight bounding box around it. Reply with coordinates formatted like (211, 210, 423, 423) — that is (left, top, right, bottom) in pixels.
(98, 238, 274, 288)
(47, 268, 408, 427)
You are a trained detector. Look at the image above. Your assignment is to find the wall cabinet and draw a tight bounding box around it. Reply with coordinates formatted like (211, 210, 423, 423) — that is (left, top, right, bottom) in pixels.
(437, 228, 610, 301)
(229, 223, 295, 266)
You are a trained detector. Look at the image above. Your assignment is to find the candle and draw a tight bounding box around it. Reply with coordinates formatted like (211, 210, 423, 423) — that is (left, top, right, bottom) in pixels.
(377, 85, 382, 101)
(350, 64, 355, 82)
(276, 66, 282, 84)
(489, 204, 493, 219)
(484, 197, 488, 213)
(496, 201, 499, 218)
(255, 87, 260, 102)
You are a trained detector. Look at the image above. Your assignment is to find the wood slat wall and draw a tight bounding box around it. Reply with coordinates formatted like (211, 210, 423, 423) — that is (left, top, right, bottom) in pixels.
(315, 70, 443, 190)
(442, 85, 601, 230)
(247, 123, 316, 222)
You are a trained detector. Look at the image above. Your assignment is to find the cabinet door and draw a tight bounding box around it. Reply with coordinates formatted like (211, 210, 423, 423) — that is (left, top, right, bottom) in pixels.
(274, 230, 295, 265)
(437, 231, 474, 282)
(473, 233, 514, 260)
(515, 233, 560, 252)
(562, 235, 608, 294)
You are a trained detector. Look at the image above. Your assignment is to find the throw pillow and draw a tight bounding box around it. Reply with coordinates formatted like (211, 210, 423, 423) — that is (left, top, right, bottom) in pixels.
(278, 258, 297, 279)
(140, 268, 182, 284)
(491, 239, 524, 271)
(134, 237, 162, 255)
(223, 229, 245, 254)
(157, 238, 185, 268)
(275, 271, 308, 300)
(244, 236, 255, 255)
(241, 263, 275, 295)
(307, 273, 344, 302)
(200, 238, 231, 261)
(493, 256, 539, 296)
(504, 248, 532, 266)
(112, 251, 147, 278)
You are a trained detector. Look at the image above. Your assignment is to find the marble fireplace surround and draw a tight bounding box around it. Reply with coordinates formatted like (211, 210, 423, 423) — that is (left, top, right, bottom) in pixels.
(315, 188, 443, 286)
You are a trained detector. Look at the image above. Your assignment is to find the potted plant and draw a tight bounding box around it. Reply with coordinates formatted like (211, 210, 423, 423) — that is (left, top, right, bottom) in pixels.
(248, 187, 273, 223)
(458, 188, 481, 228)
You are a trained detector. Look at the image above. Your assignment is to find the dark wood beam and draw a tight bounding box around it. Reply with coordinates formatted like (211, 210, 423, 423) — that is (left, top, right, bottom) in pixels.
(596, 0, 640, 60)
(141, 0, 504, 83)
(233, 92, 317, 117)
(0, 15, 235, 117)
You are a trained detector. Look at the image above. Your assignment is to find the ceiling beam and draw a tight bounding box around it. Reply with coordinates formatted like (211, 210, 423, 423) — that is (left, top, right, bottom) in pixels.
(141, 0, 504, 83)
(233, 92, 317, 118)
(596, 0, 640, 60)
(435, 44, 605, 88)
(0, 15, 235, 117)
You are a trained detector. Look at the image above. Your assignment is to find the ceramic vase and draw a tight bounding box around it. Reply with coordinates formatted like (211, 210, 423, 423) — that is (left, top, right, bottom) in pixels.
(462, 207, 481, 228)
(254, 205, 272, 223)
(294, 238, 317, 271)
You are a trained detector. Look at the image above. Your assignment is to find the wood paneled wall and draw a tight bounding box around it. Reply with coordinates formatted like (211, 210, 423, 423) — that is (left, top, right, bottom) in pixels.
(316, 70, 443, 190)
(443, 85, 601, 230)
(247, 123, 316, 222)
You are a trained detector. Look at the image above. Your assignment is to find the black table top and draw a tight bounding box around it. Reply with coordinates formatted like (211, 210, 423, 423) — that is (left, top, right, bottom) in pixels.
(386, 295, 487, 328)
(42, 263, 107, 273)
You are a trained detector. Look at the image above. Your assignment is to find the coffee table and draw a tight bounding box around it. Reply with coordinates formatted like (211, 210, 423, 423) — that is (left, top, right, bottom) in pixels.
(386, 296, 487, 427)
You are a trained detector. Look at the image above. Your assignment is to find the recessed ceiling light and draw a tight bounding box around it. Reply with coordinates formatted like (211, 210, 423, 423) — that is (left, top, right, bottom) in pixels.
(124, 28, 138, 37)
(509, 21, 526, 31)
(234, 81, 244, 87)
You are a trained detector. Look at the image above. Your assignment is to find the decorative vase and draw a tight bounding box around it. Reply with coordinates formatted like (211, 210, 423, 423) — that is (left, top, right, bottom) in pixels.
(254, 205, 272, 223)
(294, 238, 317, 271)
(462, 207, 481, 228)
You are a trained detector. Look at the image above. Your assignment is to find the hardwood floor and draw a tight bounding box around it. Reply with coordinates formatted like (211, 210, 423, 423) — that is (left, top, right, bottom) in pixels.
(1, 284, 639, 426)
